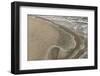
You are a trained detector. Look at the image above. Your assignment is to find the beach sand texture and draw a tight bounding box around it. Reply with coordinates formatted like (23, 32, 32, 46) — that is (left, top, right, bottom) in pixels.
(27, 15, 88, 61)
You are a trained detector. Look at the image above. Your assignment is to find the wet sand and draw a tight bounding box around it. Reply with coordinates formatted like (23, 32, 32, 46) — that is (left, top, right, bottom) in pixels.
(27, 15, 87, 61)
